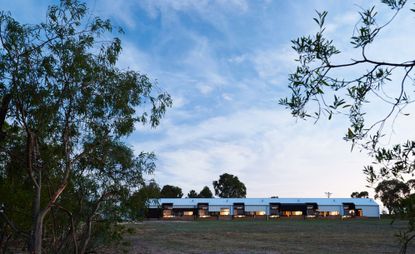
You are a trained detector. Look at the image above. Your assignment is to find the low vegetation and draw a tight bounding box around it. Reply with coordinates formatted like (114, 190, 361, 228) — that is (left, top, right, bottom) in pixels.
(111, 219, 414, 254)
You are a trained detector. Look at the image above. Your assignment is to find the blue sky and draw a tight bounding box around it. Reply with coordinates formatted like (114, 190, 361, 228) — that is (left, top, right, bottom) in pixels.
(5, 0, 415, 201)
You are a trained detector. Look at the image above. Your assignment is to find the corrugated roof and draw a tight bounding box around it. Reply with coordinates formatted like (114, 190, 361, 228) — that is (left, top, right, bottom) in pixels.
(148, 198, 379, 207)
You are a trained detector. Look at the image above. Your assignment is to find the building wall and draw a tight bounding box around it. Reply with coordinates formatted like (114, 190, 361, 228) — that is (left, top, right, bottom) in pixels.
(171, 205, 194, 209)
(152, 198, 380, 218)
(356, 205, 380, 217)
(209, 205, 232, 215)
(245, 205, 268, 212)
(318, 205, 343, 214)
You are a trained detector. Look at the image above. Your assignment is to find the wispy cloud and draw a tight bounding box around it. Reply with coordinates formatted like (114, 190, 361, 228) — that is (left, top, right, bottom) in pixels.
(138, 0, 249, 19)
(134, 107, 372, 198)
(251, 46, 297, 85)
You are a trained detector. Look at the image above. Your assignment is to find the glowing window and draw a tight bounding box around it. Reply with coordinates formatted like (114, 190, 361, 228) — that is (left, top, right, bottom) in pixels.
(163, 210, 174, 218)
(256, 211, 266, 216)
(199, 209, 209, 217)
(282, 211, 303, 216)
(329, 211, 339, 216)
(291, 211, 303, 216)
(220, 208, 230, 216)
(183, 211, 193, 216)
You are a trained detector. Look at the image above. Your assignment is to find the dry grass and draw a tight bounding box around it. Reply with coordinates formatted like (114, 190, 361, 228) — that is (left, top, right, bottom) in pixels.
(109, 219, 414, 254)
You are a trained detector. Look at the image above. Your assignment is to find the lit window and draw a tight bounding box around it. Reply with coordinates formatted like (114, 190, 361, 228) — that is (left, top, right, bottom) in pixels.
(163, 210, 174, 218)
(183, 211, 193, 216)
(291, 211, 303, 216)
(282, 211, 303, 216)
(199, 210, 209, 217)
(329, 211, 339, 216)
(256, 211, 266, 216)
(220, 208, 230, 216)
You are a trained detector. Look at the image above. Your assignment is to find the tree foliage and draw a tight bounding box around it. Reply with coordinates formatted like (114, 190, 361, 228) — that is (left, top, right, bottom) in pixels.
(0, 0, 171, 252)
(375, 179, 410, 214)
(350, 191, 369, 198)
(125, 180, 161, 220)
(280, 4, 412, 148)
(160, 185, 183, 198)
(213, 173, 247, 198)
(187, 190, 198, 198)
(280, 0, 415, 252)
(186, 186, 213, 198)
(198, 186, 213, 198)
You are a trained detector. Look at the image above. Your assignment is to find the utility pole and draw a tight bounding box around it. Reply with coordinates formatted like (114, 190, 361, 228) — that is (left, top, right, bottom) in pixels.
(324, 192, 333, 198)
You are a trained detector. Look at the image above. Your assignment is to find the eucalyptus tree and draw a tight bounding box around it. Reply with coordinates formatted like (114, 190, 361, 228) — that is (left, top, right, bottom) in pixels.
(280, 0, 415, 252)
(375, 179, 410, 214)
(187, 190, 198, 198)
(213, 173, 247, 198)
(0, 0, 171, 253)
(128, 180, 161, 219)
(160, 185, 183, 198)
(198, 186, 213, 198)
(350, 191, 369, 198)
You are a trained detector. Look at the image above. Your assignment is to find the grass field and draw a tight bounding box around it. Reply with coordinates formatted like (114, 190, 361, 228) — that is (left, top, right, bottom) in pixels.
(113, 219, 414, 254)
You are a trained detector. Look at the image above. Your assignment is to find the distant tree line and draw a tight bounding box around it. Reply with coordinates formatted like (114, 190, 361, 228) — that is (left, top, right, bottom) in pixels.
(187, 186, 214, 198)
(136, 172, 246, 200)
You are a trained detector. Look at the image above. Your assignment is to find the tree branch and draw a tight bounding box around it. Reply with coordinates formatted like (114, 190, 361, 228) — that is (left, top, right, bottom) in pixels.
(0, 93, 11, 143)
(54, 204, 79, 254)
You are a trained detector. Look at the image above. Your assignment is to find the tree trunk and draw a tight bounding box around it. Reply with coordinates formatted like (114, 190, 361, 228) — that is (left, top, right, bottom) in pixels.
(27, 132, 47, 254)
(33, 212, 43, 254)
(29, 172, 42, 253)
(79, 195, 107, 254)
(31, 207, 51, 254)
(55, 205, 79, 254)
(30, 182, 70, 253)
(79, 219, 92, 254)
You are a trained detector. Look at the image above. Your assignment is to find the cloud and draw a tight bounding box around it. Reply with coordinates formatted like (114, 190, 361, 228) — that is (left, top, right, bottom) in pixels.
(9, 0, 396, 203)
(133, 107, 372, 198)
(1, 0, 50, 23)
(94, 0, 138, 28)
(198, 84, 214, 95)
(325, 11, 359, 35)
(117, 42, 152, 74)
(138, 0, 249, 18)
(222, 93, 232, 101)
(181, 35, 228, 93)
(105, 0, 414, 205)
(228, 54, 247, 64)
(251, 46, 297, 85)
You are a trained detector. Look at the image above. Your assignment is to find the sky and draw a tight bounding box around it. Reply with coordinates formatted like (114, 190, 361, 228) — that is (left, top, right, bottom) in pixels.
(4, 0, 415, 202)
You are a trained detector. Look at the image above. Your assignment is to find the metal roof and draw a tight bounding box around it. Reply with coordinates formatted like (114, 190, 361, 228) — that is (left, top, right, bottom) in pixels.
(148, 198, 379, 207)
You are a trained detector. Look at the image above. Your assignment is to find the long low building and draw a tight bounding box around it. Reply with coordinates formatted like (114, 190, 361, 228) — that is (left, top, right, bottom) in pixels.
(147, 198, 380, 220)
